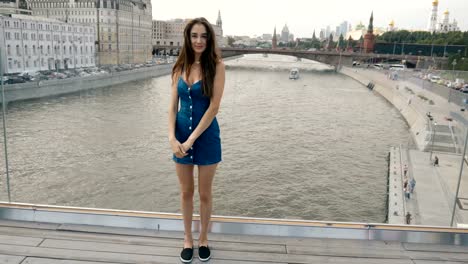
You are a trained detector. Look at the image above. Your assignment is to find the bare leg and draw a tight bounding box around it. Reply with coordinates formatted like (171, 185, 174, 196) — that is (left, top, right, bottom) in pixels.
(176, 163, 195, 248)
(197, 164, 217, 246)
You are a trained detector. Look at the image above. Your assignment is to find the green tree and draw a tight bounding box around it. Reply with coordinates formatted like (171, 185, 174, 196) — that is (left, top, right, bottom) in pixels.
(227, 36, 235, 47)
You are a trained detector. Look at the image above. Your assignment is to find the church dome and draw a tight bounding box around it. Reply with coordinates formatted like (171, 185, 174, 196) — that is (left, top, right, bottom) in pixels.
(432, 0, 438, 6)
(444, 9, 449, 15)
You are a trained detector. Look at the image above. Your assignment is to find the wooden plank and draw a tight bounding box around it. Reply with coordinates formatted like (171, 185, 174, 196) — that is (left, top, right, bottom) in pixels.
(39, 238, 181, 256)
(404, 251, 468, 262)
(41, 238, 287, 256)
(404, 242, 468, 253)
(0, 254, 25, 264)
(58, 224, 291, 244)
(0, 226, 286, 254)
(286, 245, 407, 259)
(286, 237, 404, 250)
(0, 243, 180, 263)
(215, 250, 414, 264)
(0, 235, 43, 247)
(22, 257, 286, 264)
(413, 261, 468, 264)
(23, 257, 119, 264)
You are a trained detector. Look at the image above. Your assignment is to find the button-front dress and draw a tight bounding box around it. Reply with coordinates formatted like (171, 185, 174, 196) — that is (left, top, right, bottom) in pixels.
(173, 77, 222, 165)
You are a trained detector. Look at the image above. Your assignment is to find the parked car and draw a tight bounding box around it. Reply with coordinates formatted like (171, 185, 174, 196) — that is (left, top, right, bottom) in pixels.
(460, 85, 468, 93)
(430, 75, 441, 83)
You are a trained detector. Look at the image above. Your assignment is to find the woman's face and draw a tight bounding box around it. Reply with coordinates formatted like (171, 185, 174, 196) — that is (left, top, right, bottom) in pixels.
(190, 23, 208, 55)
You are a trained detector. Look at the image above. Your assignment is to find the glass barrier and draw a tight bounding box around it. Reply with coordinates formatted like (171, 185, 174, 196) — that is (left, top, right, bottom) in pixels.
(1, 50, 10, 203)
(1, 47, 468, 229)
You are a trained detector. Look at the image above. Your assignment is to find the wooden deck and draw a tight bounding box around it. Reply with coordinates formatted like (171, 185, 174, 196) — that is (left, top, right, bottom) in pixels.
(0, 220, 468, 264)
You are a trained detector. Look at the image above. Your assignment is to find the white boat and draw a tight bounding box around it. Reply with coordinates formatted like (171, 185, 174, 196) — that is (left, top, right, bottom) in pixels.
(289, 68, 299, 80)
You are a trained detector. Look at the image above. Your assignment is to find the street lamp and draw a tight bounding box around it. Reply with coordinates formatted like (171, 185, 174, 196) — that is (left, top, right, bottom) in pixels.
(430, 121, 437, 162)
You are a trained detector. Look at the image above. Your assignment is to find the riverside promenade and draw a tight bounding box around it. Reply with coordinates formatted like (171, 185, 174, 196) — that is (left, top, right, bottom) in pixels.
(342, 67, 468, 227)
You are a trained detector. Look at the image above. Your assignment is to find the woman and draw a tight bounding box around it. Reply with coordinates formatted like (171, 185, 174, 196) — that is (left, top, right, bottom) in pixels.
(168, 17, 225, 263)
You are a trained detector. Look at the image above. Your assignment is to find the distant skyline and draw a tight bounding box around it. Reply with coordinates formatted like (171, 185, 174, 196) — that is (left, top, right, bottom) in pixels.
(151, 0, 468, 38)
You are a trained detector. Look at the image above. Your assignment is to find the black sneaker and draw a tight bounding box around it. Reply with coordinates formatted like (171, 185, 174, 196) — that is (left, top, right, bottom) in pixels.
(198, 246, 211, 262)
(180, 247, 193, 263)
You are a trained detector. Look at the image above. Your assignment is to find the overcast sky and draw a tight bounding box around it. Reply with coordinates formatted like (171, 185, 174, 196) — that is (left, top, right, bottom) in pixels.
(151, 0, 467, 38)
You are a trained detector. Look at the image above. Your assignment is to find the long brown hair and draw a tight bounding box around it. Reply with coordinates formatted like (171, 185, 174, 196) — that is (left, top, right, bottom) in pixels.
(172, 17, 221, 97)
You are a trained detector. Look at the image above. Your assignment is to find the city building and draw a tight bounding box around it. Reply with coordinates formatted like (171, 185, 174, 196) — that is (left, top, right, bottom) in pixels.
(427, 0, 459, 33)
(0, 13, 95, 74)
(437, 9, 459, 33)
(363, 12, 375, 53)
(27, 0, 153, 65)
(319, 28, 325, 40)
(272, 26, 277, 49)
(280, 24, 289, 43)
(0, 0, 31, 15)
(387, 19, 397, 32)
(262, 33, 272, 41)
(152, 12, 224, 54)
(428, 0, 438, 32)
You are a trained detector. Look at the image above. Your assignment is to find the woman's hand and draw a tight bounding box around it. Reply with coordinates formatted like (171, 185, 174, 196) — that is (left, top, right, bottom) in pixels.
(181, 139, 195, 154)
(170, 138, 187, 158)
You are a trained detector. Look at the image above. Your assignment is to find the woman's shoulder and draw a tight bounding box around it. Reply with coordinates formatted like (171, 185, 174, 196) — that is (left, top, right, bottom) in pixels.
(216, 59, 225, 71)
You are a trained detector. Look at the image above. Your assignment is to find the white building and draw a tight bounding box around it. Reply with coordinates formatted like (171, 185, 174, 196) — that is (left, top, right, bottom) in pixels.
(437, 10, 459, 33)
(428, 0, 438, 33)
(280, 24, 289, 43)
(152, 12, 224, 53)
(0, 0, 31, 15)
(427, 0, 459, 33)
(0, 13, 95, 74)
(27, 0, 152, 65)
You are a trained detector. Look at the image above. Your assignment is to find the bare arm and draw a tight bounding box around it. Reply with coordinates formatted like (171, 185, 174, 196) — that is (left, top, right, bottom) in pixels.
(183, 61, 225, 148)
(168, 73, 179, 141)
(168, 72, 187, 157)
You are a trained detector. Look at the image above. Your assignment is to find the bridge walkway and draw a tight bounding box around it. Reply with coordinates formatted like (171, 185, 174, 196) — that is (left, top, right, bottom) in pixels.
(0, 219, 468, 264)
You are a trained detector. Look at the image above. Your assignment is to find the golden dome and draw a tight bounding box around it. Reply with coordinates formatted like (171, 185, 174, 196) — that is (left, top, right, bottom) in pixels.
(389, 20, 395, 26)
(444, 9, 449, 15)
(432, 0, 438, 6)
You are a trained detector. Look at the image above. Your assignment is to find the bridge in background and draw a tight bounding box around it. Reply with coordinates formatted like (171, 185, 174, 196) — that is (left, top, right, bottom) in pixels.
(220, 48, 449, 69)
(152, 45, 449, 69)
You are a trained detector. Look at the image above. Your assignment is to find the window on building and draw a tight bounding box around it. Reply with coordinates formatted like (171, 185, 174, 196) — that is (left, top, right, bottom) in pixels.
(47, 46, 50, 54)
(108, 44, 111, 51)
(16, 45, 21, 56)
(24, 45, 28, 55)
(33, 45, 36, 55)
(64, 46, 66, 55)
(8, 62, 12, 69)
(25, 60, 29, 68)
(7, 45, 11, 55)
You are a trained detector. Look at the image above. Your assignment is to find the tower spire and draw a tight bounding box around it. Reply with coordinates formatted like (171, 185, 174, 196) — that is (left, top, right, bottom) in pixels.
(272, 26, 277, 49)
(367, 11, 374, 33)
(216, 10, 222, 28)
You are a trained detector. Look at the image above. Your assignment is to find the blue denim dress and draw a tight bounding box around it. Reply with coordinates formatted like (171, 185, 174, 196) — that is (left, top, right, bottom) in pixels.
(173, 77, 222, 165)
